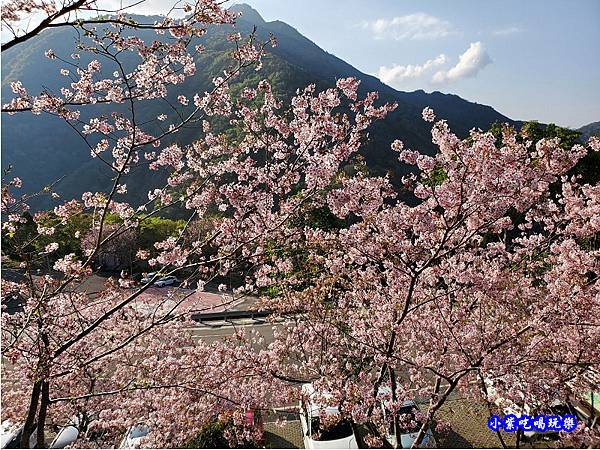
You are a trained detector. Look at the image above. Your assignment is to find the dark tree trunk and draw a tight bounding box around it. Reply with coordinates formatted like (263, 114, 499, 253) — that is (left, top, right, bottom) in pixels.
(515, 428, 522, 449)
(20, 380, 42, 448)
(35, 381, 50, 448)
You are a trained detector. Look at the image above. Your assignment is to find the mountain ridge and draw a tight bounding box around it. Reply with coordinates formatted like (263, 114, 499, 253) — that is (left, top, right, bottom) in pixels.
(230, 4, 512, 121)
(2, 4, 518, 211)
(578, 121, 600, 141)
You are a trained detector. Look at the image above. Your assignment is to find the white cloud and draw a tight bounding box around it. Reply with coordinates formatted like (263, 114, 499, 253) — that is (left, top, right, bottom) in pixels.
(378, 54, 448, 86)
(362, 13, 454, 41)
(96, 0, 186, 17)
(492, 26, 521, 36)
(432, 42, 491, 84)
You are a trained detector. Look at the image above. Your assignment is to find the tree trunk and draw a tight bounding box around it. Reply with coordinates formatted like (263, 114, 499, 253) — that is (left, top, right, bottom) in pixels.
(20, 380, 42, 448)
(35, 381, 50, 448)
(350, 421, 364, 449)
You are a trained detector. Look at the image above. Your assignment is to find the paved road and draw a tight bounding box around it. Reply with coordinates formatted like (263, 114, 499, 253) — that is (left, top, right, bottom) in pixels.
(187, 320, 277, 345)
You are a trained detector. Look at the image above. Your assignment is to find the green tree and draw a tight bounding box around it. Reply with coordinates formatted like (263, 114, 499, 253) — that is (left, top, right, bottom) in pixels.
(137, 217, 186, 251)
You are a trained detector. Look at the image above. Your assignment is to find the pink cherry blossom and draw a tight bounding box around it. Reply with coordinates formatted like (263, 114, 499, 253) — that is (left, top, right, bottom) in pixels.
(422, 106, 435, 122)
(44, 242, 59, 253)
(1, 2, 598, 448)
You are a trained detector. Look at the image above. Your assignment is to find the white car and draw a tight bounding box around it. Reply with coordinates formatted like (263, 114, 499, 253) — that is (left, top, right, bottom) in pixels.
(483, 376, 578, 440)
(1, 421, 22, 449)
(50, 423, 79, 449)
(1, 421, 36, 449)
(119, 425, 149, 448)
(141, 272, 158, 284)
(378, 387, 436, 448)
(154, 276, 177, 287)
(2, 416, 84, 450)
(299, 384, 359, 449)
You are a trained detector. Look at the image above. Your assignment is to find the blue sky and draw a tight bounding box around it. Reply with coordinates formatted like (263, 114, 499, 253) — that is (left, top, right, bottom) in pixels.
(4, 0, 598, 127)
(233, 0, 600, 128)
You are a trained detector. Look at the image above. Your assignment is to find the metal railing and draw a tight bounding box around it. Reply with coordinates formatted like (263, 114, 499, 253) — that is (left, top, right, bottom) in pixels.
(190, 309, 272, 322)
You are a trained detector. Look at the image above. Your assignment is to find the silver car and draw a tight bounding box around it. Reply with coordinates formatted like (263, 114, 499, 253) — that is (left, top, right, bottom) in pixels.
(141, 272, 158, 284)
(154, 275, 178, 287)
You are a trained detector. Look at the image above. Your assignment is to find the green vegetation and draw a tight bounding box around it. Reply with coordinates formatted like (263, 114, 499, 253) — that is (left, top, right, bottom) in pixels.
(520, 121, 599, 185)
(2, 212, 189, 272)
(183, 420, 228, 449)
(137, 216, 186, 250)
(182, 416, 262, 449)
(1, 211, 93, 262)
(421, 166, 448, 187)
(486, 120, 598, 185)
(292, 205, 345, 232)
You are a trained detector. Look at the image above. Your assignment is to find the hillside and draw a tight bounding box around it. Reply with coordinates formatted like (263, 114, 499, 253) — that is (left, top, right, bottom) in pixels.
(578, 121, 600, 141)
(1, 4, 514, 211)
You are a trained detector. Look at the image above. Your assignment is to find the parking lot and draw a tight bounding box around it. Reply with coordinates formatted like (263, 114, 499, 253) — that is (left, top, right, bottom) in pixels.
(69, 274, 259, 317)
(131, 285, 254, 316)
(262, 398, 553, 449)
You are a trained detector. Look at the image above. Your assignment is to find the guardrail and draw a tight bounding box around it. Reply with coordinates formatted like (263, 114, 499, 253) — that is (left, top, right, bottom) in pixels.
(190, 309, 272, 322)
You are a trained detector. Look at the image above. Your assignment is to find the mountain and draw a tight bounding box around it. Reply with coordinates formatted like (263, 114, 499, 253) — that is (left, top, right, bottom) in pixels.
(578, 121, 600, 141)
(1, 4, 515, 211)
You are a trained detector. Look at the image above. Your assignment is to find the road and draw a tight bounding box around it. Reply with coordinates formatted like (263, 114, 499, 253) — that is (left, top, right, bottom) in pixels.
(187, 319, 277, 345)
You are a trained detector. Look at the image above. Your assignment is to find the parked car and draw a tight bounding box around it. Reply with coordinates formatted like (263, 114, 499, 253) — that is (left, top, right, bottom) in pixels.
(140, 272, 158, 284)
(1, 421, 22, 449)
(378, 387, 436, 448)
(50, 423, 79, 449)
(119, 425, 149, 448)
(1, 421, 36, 449)
(299, 384, 359, 449)
(566, 367, 600, 428)
(3, 415, 84, 449)
(484, 376, 585, 441)
(154, 275, 178, 287)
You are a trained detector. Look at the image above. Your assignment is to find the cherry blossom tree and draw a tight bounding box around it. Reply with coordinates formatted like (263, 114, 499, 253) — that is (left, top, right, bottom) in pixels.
(80, 223, 137, 270)
(1, 0, 233, 51)
(1, 0, 394, 446)
(2, 0, 600, 448)
(254, 115, 600, 448)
